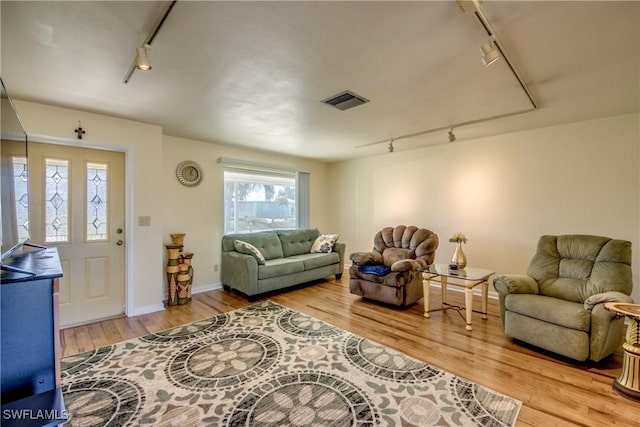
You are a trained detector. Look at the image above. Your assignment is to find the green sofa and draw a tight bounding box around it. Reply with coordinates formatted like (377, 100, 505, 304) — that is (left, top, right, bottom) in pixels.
(494, 234, 634, 362)
(221, 228, 345, 300)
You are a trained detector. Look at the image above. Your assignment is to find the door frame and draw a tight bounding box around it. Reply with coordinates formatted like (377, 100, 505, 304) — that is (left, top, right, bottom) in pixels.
(27, 135, 131, 319)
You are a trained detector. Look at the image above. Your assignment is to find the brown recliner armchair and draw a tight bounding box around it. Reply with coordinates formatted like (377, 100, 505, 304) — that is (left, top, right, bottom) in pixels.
(349, 225, 439, 307)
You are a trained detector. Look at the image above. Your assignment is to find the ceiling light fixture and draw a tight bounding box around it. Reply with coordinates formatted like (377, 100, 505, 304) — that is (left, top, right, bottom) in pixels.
(448, 129, 456, 142)
(480, 37, 500, 67)
(123, 0, 177, 84)
(135, 44, 152, 71)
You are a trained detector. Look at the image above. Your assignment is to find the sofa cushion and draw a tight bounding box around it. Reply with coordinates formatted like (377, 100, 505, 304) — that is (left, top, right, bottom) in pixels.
(234, 240, 266, 265)
(258, 258, 305, 280)
(504, 294, 591, 332)
(278, 229, 320, 257)
(288, 252, 340, 270)
(310, 234, 339, 253)
(223, 231, 284, 260)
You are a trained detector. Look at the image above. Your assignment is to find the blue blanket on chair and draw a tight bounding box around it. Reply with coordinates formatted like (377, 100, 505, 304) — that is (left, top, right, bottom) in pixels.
(358, 264, 391, 276)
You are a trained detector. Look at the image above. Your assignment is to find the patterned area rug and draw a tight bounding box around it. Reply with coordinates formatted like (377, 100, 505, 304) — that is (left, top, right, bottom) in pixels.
(61, 301, 521, 426)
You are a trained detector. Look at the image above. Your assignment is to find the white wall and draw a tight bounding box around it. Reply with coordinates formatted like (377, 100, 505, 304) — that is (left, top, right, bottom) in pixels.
(13, 100, 165, 316)
(12, 99, 639, 311)
(11, 100, 333, 311)
(162, 135, 331, 292)
(328, 113, 640, 303)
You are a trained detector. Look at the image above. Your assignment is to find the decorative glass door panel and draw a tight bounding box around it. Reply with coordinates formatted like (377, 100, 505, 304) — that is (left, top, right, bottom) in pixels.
(86, 162, 108, 241)
(44, 159, 69, 243)
(11, 156, 29, 240)
(28, 143, 125, 327)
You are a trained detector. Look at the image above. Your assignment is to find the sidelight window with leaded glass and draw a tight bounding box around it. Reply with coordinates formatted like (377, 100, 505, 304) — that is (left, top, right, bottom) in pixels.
(12, 156, 29, 240)
(45, 159, 69, 242)
(86, 162, 108, 241)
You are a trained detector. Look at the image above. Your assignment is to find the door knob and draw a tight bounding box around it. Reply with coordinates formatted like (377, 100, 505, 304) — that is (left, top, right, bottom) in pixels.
(116, 240, 123, 246)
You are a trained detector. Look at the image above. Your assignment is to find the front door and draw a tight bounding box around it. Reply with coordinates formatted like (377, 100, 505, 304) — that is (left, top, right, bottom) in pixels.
(28, 142, 126, 327)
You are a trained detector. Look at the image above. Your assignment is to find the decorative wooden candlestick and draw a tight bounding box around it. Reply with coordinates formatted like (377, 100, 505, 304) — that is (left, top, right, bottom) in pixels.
(170, 233, 186, 251)
(165, 244, 181, 306)
(176, 252, 194, 305)
(166, 234, 195, 306)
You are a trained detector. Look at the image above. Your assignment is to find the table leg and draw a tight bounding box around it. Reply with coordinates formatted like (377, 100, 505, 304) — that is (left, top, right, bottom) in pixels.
(422, 275, 430, 318)
(464, 286, 473, 331)
(441, 276, 448, 306)
(613, 318, 640, 401)
(482, 280, 488, 320)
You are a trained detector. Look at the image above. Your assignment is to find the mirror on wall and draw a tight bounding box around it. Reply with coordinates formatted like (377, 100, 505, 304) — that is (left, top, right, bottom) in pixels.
(1, 78, 30, 260)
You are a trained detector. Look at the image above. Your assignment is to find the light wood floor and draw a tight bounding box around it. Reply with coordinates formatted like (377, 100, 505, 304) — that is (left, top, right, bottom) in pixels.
(61, 276, 640, 426)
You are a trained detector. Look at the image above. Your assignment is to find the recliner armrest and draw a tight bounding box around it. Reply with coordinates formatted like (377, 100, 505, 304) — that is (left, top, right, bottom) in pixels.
(391, 259, 426, 272)
(584, 291, 634, 312)
(350, 251, 383, 266)
(493, 274, 539, 295)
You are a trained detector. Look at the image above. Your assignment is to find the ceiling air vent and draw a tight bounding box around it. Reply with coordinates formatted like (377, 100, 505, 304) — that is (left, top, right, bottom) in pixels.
(321, 90, 369, 111)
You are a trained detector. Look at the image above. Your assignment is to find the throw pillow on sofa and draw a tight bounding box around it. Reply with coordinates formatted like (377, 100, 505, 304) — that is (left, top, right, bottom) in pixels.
(234, 240, 266, 265)
(311, 234, 339, 253)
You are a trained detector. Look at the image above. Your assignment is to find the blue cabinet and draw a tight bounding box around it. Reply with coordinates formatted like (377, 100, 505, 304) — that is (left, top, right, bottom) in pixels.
(1, 248, 66, 425)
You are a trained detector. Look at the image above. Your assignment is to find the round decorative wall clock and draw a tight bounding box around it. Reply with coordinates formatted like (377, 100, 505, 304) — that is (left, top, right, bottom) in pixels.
(176, 160, 203, 187)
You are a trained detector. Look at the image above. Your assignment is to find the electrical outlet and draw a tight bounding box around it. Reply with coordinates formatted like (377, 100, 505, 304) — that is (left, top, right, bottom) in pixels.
(138, 216, 151, 226)
(214, 264, 219, 272)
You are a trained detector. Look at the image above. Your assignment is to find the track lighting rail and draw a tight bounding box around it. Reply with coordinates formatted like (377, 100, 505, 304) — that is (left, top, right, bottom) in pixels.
(355, 106, 536, 150)
(123, 0, 178, 84)
(472, 8, 538, 109)
(358, 0, 538, 152)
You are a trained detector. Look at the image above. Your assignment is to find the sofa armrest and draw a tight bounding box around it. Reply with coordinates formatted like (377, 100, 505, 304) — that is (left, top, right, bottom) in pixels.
(333, 242, 346, 272)
(584, 291, 634, 312)
(493, 274, 539, 295)
(221, 251, 259, 296)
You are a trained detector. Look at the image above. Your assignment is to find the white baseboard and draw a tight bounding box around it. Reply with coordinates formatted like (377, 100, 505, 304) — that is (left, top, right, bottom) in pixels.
(192, 282, 223, 294)
(127, 303, 165, 317)
(161, 282, 223, 301)
(128, 284, 222, 319)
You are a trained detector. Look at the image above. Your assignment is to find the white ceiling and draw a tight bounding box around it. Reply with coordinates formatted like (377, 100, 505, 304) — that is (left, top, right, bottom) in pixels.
(1, 1, 638, 162)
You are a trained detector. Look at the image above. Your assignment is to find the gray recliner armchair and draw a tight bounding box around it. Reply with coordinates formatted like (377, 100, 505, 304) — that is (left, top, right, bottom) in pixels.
(494, 234, 634, 362)
(349, 225, 439, 307)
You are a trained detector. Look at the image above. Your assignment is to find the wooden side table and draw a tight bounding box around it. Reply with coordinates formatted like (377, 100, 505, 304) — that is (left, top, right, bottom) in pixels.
(605, 302, 640, 401)
(422, 264, 494, 331)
